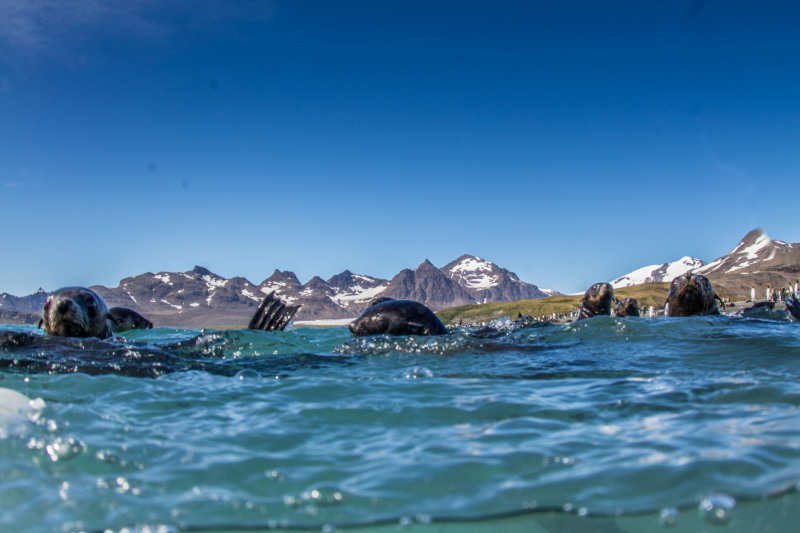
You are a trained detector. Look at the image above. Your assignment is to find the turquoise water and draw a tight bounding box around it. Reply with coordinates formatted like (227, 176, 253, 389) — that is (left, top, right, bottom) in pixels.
(2, 316, 800, 532)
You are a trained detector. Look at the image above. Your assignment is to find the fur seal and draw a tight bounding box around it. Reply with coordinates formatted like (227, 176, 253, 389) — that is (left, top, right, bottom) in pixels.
(665, 273, 721, 317)
(41, 287, 115, 339)
(247, 292, 300, 331)
(577, 283, 614, 320)
(785, 294, 800, 321)
(349, 298, 448, 337)
(613, 298, 641, 318)
(109, 307, 153, 333)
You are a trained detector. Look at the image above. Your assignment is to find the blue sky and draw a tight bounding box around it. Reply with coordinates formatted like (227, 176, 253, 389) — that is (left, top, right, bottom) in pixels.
(1, 1, 799, 296)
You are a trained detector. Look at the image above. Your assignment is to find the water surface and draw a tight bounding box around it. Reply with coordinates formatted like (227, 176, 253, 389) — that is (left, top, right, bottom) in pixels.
(2, 316, 800, 532)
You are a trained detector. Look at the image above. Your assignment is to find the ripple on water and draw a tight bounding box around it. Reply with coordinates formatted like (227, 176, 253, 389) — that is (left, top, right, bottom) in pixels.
(1, 319, 800, 531)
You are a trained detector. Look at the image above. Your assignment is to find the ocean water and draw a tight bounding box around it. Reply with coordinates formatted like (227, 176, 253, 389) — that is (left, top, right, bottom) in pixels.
(2, 315, 800, 533)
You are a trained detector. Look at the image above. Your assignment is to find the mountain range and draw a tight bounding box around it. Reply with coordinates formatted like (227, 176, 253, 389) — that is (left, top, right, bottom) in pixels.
(0, 255, 554, 327)
(611, 228, 800, 297)
(2, 229, 798, 327)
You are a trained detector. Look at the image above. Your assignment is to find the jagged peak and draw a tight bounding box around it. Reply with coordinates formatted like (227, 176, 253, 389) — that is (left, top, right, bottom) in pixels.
(191, 265, 213, 277)
(729, 228, 773, 257)
(734, 228, 770, 251)
(263, 270, 301, 284)
(411, 259, 434, 272)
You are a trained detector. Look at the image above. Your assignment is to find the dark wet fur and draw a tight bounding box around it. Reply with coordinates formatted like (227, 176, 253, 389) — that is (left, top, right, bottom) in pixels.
(109, 307, 153, 333)
(614, 298, 641, 317)
(665, 273, 720, 317)
(247, 292, 300, 331)
(577, 283, 614, 320)
(784, 294, 800, 321)
(350, 299, 448, 337)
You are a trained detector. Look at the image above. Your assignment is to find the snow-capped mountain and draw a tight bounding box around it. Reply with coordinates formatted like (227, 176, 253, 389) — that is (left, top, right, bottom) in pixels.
(696, 229, 800, 276)
(381, 259, 476, 311)
(611, 257, 707, 288)
(443, 255, 551, 303)
(695, 229, 800, 297)
(608, 228, 800, 298)
(1, 256, 552, 327)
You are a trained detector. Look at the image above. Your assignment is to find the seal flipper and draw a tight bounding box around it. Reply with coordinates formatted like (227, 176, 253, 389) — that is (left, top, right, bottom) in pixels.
(248, 292, 300, 331)
(786, 294, 800, 321)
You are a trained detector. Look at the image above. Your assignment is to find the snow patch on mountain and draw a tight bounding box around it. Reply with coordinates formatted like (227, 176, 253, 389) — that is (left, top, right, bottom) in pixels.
(612, 257, 706, 288)
(446, 256, 500, 289)
(202, 274, 229, 289)
(331, 283, 388, 304)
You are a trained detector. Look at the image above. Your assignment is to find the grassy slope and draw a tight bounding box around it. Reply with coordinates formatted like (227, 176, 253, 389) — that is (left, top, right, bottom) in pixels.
(437, 283, 673, 324)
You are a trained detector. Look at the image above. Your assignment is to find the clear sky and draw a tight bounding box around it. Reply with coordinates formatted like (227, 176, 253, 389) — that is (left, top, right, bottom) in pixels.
(1, 1, 799, 296)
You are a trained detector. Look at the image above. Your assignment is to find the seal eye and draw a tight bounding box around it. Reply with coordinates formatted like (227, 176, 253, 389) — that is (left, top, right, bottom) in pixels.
(82, 296, 98, 316)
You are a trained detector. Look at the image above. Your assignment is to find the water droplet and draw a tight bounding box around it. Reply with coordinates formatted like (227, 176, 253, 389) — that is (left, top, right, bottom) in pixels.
(699, 493, 736, 525)
(660, 507, 678, 526)
(415, 513, 432, 524)
(403, 366, 433, 379)
(45, 437, 86, 462)
(265, 469, 285, 482)
(234, 369, 260, 380)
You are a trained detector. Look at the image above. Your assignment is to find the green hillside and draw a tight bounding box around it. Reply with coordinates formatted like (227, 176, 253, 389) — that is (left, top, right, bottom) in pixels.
(437, 283, 673, 325)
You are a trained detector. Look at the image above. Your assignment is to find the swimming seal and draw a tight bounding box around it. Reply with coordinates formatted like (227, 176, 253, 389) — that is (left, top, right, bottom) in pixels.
(349, 298, 448, 337)
(613, 298, 641, 318)
(665, 273, 721, 317)
(41, 287, 115, 339)
(109, 307, 153, 333)
(577, 283, 614, 320)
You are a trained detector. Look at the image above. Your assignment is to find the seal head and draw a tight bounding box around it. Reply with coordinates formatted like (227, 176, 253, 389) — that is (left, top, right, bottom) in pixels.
(109, 307, 153, 333)
(665, 273, 721, 317)
(349, 299, 448, 337)
(613, 298, 641, 318)
(577, 283, 614, 320)
(41, 287, 114, 339)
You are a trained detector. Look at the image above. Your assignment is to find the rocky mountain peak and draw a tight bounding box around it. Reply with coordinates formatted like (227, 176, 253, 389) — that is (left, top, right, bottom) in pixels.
(416, 259, 437, 271)
(442, 254, 549, 303)
(263, 270, 301, 285)
(191, 266, 212, 277)
(2, 256, 554, 326)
